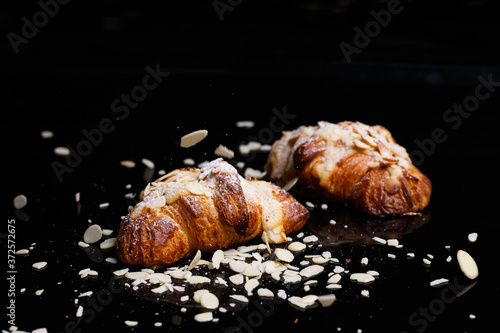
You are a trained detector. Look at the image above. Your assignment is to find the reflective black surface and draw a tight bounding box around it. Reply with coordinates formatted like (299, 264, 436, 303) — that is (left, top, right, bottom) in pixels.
(3, 1, 500, 332)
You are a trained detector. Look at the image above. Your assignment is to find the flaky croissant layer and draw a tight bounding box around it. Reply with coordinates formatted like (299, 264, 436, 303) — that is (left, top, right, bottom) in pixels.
(265, 121, 432, 216)
(116, 159, 309, 268)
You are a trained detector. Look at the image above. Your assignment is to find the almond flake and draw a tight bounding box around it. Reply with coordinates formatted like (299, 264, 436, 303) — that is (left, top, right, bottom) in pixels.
(193, 289, 210, 303)
(141, 158, 155, 168)
(457, 250, 479, 279)
(230, 294, 249, 303)
(32, 261, 47, 271)
(187, 275, 211, 284)
(288, 242, 306, 252)
(350, 273, 375, 284)
(151, 285, 168, 294)
(257, 288, 274, 298)
(242, 266, 261, 277)
(76, 305, 84, 317)
(275, 248, 294, 263)
(113, 268, 129, 276)
(124, 320, 138, 327)
(327, 274, 342, 284)
(180, 130, 208, 148)
(288, 295, 318, 308)
(54, 146, 70, 156)
(78, 241, 89, 248)
(372, 237, 386, 245)
(236, 121, 255, 128)
(16, 249, 29, 255)
(282, 177, 298, 192)
(244, 278, 259, 294)
(125, 271, 151, 280)
(214, 145, 234, 159)
(194, 312, 213, 323)
(120, 160, 136, 168)
(229, 274, 244, 285)
(229, 260, 249, 273)
(387, 239, 399, 246)
(100, 237, 116, 250)
(13, 194, 27, 209)
(83, 225, 102, 244)
(468, 232, 478, 243)
(188, 250, 202, 270)
(299, 265, 324, 278)
(318, 294, 336, 307)
(200, 292, 219, 309)
(212, 249, 224, 269)
(302, 235, 318, 243)
(430, 278, 449, 287)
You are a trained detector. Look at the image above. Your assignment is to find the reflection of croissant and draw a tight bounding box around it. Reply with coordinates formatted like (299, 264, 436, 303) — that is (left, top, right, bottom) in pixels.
(116, 159, 309, 268)
(265, 121, 432, 216)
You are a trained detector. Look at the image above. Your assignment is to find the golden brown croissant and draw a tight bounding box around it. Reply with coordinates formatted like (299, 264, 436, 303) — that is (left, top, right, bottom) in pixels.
(115, 159, 309, 268)
(265, 121, 432, 216)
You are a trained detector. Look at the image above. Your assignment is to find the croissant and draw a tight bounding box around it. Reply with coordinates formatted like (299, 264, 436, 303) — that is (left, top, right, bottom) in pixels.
(115, 159, 309, 268)
(265, 121, 432, 216)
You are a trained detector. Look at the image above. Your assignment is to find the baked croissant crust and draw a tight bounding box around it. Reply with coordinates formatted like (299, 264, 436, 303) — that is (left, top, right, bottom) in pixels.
(265, 121, 432, 216)
(115, 159, 309, 268)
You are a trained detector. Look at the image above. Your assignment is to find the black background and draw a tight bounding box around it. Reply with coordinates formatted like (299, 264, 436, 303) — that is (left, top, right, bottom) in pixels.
(2, 0, 500, 332)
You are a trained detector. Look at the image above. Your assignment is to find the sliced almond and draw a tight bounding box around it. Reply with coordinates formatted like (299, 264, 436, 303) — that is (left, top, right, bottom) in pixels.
(194, 312, 213, 323)
(350, 273, 375, 284)
(288, 295, 318, 308)
(457, 250, 479, 279)
(151, 285, 168, 294)
(187, 276, 211, 284)
(430, 278, 449, 287)
(299, 265, 324, 278)
(83, 225, 102, 244)
(242, 266, 261, 277)
(229, 274, 244, 285)
(180, 130, 208, 148)
(32, 261, 47, 271)
(193, 289, 210, 303)
(200, 292, 219, 309)
(275, 248, 294, 263)
(214, 145, 234, 159)
(229, 295, 249, 303)
(288, 242, 306, 252)
(146, 196, 166, 209)
(318, 294, 336, 307)
(120, 160, 136, 168)
(212, 249, 224, 269)
(125, 271, 151, 280)
(257, 288, 274, 298)
(188, 250, 202, 270)
(185, 182, 205, 195)
(13, 194, 28, 209)
(229, 260, 249, 273)
(100, 237, 116, 250)
(113, 268, 129, 276)
(244, 278, 259, 294)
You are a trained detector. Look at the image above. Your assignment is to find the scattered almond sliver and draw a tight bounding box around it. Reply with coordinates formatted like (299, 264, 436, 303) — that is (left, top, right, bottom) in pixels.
(457, 250, 479, 279)
(180, 130, 208, 148)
